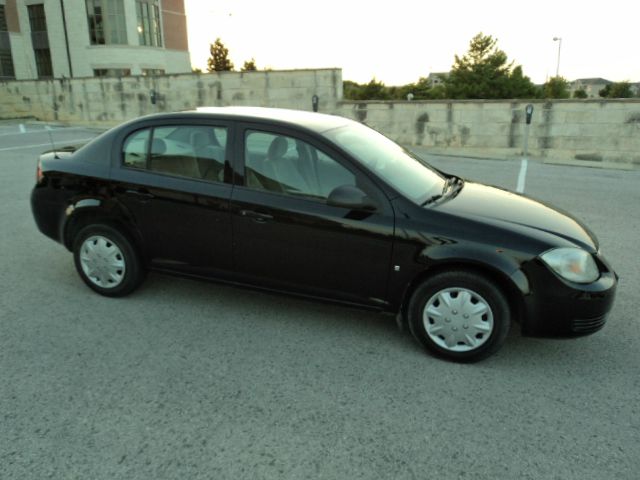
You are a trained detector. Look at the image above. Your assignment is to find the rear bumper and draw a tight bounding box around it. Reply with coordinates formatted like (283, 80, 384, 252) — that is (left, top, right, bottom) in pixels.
(520, 256, 617, 337)
(31, 187, 65, 243)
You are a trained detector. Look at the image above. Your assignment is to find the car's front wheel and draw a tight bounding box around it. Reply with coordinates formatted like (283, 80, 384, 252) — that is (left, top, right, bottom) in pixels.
(408, 270, 511, 362)
(73, 224, 145, 297)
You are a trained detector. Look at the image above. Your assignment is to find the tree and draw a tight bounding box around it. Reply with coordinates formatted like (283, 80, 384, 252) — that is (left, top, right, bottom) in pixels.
(609, 82, 633, 98)
(207, 38, 234, 72)
(192, 67, 203, 74)
(506, 66, 539, 99)
(343, 78, 391, 100)
(242, 58, 257, 72)
(401, 77, 442, 100)
(343, 80, 364, 100)
(444, 33, 537, 99)
(360, 78, 389, 100)
(600, 81, 633, 98)
(543, 76, 570, 99)
(573, 88, 588, 99)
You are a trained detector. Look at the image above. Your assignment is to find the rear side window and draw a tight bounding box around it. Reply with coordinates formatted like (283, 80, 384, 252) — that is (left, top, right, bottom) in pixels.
(122, 125, 228, 182)
(123, 129, 149, 169)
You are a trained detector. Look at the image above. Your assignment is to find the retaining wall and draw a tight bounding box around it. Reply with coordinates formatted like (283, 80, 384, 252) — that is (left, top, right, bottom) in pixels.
(335, 100, 640, 168)
(0, 68, 342, 124)
(1, 68, 639, 167)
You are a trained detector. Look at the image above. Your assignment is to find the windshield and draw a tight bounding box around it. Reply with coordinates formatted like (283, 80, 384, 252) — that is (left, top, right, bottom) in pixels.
(324, 123, 445, 204)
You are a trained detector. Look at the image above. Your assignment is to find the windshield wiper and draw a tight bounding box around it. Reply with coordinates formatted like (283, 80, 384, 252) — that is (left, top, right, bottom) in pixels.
(421, 176, 463, 206)
(421, 193, 443, 206)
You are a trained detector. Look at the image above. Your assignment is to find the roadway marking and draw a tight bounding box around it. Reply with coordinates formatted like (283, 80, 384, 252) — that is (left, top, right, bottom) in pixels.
(516, 158, 528, 193)
(0, 138, 96, 152)
(19, 124, 26, 133)
(0, 126, 89, 138)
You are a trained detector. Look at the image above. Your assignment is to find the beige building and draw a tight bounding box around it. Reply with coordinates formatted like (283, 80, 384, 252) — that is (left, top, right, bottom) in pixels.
(569, 78, 612, 98)
(0, 0, 190, 80)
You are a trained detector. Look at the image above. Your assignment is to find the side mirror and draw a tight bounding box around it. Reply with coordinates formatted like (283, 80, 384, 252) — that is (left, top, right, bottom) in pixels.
(327, 185, 377, 211)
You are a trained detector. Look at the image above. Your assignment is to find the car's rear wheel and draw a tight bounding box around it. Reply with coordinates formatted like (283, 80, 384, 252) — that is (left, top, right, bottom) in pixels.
(408, 270, 510, 362)
(73, 224, 145, 297)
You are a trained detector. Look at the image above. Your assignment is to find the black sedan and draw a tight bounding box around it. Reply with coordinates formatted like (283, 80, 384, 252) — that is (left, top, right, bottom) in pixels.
(31, 107, 617, 362)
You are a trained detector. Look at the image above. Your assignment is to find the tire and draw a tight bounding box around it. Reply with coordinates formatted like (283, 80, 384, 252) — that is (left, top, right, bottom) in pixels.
(72, 224, 145, 297)
(407, 270, 511, 362)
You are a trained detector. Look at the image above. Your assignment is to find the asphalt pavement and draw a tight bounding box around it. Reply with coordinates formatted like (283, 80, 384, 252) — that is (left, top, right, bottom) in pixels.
(1, 122, 639, 479)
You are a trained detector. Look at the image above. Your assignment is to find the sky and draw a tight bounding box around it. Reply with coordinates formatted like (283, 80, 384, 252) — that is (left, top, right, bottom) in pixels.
(184, 0, 639, 86)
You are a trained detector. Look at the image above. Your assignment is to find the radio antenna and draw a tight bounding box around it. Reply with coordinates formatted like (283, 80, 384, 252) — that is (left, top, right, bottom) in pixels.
(26, 59, 60, 158)
(45, 125, 59, 159)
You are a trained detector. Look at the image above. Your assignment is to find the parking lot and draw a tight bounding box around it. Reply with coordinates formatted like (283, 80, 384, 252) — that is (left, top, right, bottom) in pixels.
(1, 121, 639, 479)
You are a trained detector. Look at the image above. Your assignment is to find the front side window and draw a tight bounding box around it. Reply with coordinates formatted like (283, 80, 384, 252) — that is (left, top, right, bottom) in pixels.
(136, 0, 162, 47)
(86, 0, 127, 45)
(244, 131, 356, 200)
(122, 125, 228, 182)
(324, 123, 444, 205)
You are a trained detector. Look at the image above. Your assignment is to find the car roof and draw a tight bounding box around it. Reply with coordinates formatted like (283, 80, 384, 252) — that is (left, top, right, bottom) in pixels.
(139, 107, 353, 134)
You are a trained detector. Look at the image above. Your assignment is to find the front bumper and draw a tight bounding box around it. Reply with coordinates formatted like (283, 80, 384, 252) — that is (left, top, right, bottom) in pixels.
(520, 254, 617, 337)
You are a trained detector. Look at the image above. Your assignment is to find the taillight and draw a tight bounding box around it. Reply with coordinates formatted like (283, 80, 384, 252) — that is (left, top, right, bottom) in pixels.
(36, 159, 43, 184)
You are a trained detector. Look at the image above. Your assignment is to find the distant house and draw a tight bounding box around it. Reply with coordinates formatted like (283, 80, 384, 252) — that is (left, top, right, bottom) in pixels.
(569, 78, 612, 98)
(426, 72, 449, 87)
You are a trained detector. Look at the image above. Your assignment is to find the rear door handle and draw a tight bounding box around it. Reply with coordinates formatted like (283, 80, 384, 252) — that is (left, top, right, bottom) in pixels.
(240, 209, 273, 223)
(125, 189, 154, 201)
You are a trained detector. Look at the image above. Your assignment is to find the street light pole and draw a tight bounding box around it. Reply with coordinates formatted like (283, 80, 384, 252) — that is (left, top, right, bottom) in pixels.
(553, 37, 562, 77)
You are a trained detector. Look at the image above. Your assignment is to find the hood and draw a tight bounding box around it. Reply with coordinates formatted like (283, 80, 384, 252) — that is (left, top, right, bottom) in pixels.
(434, 181, 598, 251)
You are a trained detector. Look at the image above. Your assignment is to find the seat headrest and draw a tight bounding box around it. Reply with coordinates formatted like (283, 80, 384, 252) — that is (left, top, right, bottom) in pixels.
(190, 131, 209, 149)
(267, 136, 288, 160)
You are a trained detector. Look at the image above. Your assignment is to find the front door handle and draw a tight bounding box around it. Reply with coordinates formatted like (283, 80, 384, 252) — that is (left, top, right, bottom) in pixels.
(240, 209, 273, 223)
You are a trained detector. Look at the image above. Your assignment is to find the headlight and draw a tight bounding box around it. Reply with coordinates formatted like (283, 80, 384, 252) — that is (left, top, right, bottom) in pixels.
(540, 247, 599, 284)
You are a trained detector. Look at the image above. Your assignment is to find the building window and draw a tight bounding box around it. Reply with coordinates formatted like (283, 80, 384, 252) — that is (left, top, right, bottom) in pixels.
(93, 68, 131, 77)
(27, 4, 47, 31)
(86, 0, 127, 45)
(136, 0, 162, 47)
(141, 68, 164, 76)
(0, 6, 15, 79)
(27, 4, 53, 78)
(0, 50, 14, 79)
(34, 48, 53, 78)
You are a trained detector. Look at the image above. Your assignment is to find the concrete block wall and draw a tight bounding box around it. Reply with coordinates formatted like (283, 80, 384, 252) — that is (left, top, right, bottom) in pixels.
(334, 99, 640, 167)
(1, 66, 639, 167)
(0, 68, 342, 124)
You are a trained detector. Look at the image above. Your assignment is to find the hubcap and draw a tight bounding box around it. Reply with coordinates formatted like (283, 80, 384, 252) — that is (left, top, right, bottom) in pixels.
(79, 235, 126, 289)
(423, 288, 494, 352)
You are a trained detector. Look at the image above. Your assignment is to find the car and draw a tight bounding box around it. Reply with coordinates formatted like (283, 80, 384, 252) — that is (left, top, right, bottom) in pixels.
(30, 107, 617, 362)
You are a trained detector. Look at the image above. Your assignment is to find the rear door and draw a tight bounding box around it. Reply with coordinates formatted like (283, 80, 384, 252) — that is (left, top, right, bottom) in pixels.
(230, 124, 395, 306)
(110, 121, 234, 276)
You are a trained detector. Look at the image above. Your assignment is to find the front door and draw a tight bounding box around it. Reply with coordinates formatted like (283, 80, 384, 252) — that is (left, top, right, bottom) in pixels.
(230, 126, 395, 306)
